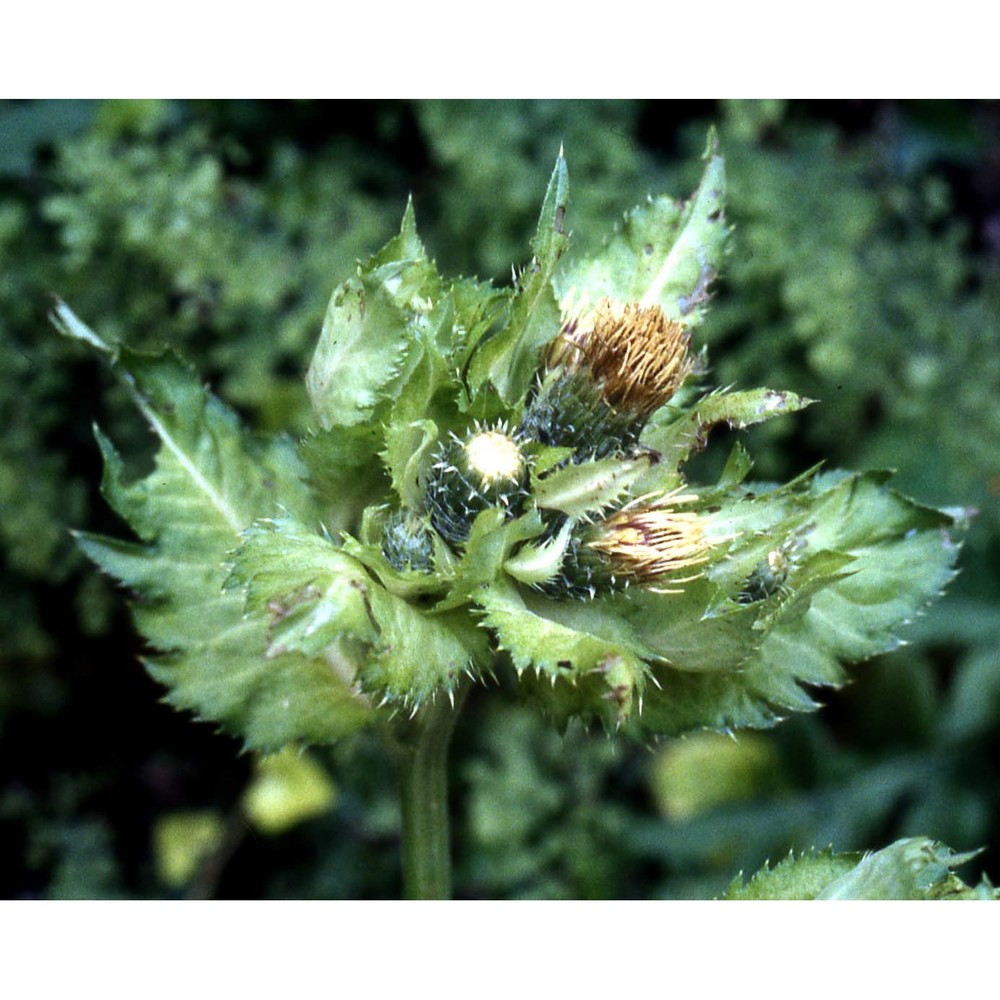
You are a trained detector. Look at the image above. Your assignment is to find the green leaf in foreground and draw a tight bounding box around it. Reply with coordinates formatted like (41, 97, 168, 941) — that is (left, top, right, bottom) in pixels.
(725, 838, 998, 900)
(475, 578, 652, 729)
(229, 515, 490, 710)
(53, 302, 372, 751)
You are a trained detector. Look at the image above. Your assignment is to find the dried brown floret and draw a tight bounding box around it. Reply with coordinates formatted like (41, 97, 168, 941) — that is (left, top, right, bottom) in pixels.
(586, 491, 710, 590)
(549, 298, 693, 419)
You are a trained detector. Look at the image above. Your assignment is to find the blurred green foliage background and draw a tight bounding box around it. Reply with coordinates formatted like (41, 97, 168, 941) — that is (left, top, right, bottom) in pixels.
(2, 99, 998, 899)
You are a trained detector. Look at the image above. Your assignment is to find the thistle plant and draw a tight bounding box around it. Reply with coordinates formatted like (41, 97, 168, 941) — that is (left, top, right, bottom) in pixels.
(53, 133, 970, 899)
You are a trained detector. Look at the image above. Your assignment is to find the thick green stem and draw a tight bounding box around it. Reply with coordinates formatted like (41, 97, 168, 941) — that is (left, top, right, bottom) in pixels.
(399, 687, 467, 900)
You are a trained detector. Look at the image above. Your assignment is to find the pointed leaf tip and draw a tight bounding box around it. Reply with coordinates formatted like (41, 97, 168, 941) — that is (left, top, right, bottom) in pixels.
(49, 299, 114, 355)
(704, 125, 720, 158)
(401, 194, 417, 233)
(535, 153, 569, 256)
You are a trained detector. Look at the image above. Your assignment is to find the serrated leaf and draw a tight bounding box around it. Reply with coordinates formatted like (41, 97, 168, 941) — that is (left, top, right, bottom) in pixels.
(228, 517, 377, 659)
(475, 579, 650, 729)
(297, 423, 389, 533)
(306, 201, 442, 430)
(524, 442, 577, 475)
(381, 418, 439, 510)
(229, 514, 485, 708)
(640, 387, 815, 480)
(383, 284, 457, 428)
(619, 577, 770, 675)
(727, 838, 998, 900)
(435, 508, 545, 612)
(816, 838, 990, 900)
(630, 471, 962, 738)
(504, 518, 574, 586)
(532, 149, 571, 266)
(718, 440, 754, 487)
(555, 132, 728, 326)
(55, 304, 372, 751)
(724, 848, 861, 900)
(533, 453, 654, 519)
(362, 587, 490, 708)
(306, 278, 406, 429)
(449, 277, 512, 389)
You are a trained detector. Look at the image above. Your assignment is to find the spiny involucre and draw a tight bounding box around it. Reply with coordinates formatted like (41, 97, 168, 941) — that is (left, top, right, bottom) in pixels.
(55, 132, 965, 751)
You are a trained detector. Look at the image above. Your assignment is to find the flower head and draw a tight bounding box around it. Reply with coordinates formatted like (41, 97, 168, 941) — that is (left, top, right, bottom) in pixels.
(585, 492, 711, 591)
(521, 298, 693, 459)
(536, 490, 713, 600)
(550, 298, 693, 420)
(463, 429, 526, 486)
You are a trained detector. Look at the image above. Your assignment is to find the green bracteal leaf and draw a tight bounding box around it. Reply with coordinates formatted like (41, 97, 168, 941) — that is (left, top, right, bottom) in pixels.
(230, 515, 489, 709)
(381, 418, 440, 510)
(228, 517, 377, 659)
(640, 386, 816, 483)
(298, 424, 388, 534)
(466, 153, 569, 405)
(475, 579, 650, 730)
(532, 453, 654, 520)
(306, 200, 443, 431)
(555, 131, 729, 327)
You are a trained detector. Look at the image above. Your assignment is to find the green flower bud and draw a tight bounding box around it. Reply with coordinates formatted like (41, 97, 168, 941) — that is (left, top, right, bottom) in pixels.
(381, 508, 435, 572)
(738, 544, 793, 603)
(424, 423, 530, 545)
